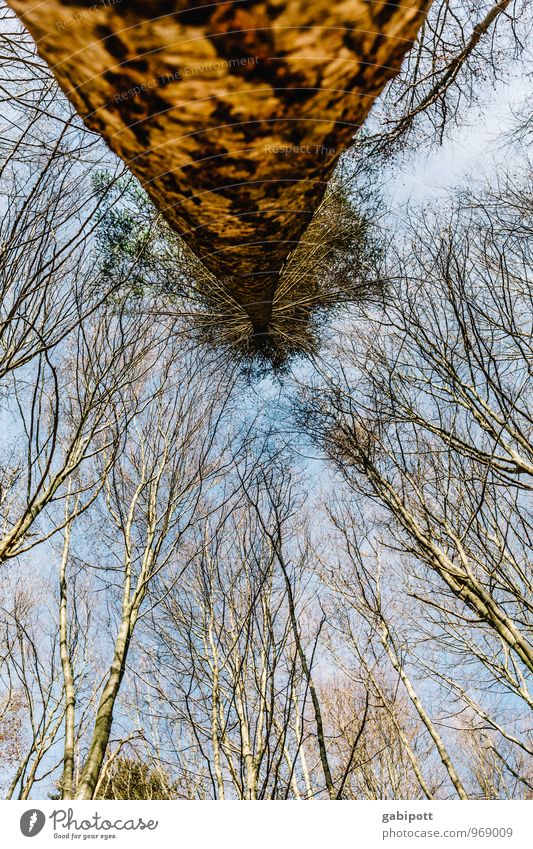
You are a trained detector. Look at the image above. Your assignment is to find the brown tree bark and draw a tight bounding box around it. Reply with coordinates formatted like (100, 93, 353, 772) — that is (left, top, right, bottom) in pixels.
(8, 0, 430, 329)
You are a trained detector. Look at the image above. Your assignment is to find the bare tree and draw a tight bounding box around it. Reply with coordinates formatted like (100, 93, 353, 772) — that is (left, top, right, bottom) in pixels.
(139, 461, 375, 799)
(296, 168, 532, 797)
(0, 572, 84, 799)
(300, 167, 532, 673)
(54, 344, 236, 800)
(141, 489, 309, 799)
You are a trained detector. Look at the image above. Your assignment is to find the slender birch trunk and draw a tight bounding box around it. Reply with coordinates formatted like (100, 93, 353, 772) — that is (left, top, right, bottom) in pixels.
(74, 616, 133, 799)
(59, 510, 76, 799)
(379, 622, 468, 800)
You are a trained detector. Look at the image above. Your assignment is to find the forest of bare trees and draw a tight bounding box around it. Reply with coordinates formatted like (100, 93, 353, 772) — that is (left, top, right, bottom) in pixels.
(0, 0, 531, 803)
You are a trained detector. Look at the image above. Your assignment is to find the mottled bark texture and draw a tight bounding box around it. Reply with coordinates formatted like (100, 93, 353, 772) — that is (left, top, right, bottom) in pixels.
(8, 0, 429, 329)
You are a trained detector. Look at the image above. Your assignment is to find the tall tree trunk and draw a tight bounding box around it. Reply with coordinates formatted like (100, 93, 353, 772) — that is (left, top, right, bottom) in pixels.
(74, 617, 132, 800)
(7, 0, 431, 330)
